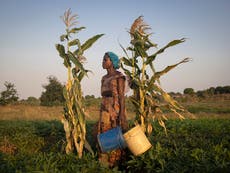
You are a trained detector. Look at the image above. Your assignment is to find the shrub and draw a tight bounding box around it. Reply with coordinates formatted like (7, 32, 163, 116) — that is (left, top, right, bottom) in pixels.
(40, 76, 65, 106)
(0, 82, 19, 105)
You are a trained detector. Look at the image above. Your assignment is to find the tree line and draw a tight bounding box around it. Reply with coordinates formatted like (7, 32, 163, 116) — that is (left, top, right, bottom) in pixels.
(182, 86, 230, 97)
(0, 76, 229, 106)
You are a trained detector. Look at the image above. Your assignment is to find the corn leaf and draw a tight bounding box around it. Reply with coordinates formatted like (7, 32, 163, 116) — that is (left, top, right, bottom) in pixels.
(146, 38, 186, 65)
(147, 40, 157, 48)
(146, 54, 157, 65)
(130, 96, 140, 108)
(121, 57, 133, 67)
(149, 62, 160, 85)
(68, 27, 86, 34)
(67, 51, 86, 73)
(119, 43, 130, 59)
(120, 63, 132, 76)
(56, 44, 66, 57)
(63, 87, 68, 100)
(81, 34, 104, 51)
(165, 38, 186, 47)
(154, 57, 191, 81)
(68, 39, 80, 47)
(78, 71, 89, 82)
(74, 34, 104, 55)
(73, 102, 85, 125)
(170, 108, 185, 120)
(154, 84, 184, 111)
(135, 45, 148, 57)
(60, 34, 68, 41)
(56, 44, 71, 67)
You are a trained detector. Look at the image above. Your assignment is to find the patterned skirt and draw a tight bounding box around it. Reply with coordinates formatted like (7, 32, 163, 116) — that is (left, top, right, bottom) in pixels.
(97, 97, 125, 168)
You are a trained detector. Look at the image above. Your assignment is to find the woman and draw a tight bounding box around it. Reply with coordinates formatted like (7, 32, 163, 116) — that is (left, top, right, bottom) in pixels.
(97, 52, 128, 168)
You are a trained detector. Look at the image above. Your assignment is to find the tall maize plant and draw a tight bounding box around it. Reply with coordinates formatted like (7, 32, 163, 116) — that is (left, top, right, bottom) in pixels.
(121, 16, 191, 134)
(55, 9, 104, 158)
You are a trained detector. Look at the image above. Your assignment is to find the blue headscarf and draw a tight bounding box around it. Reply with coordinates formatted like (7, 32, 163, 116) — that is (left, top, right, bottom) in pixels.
(106, 52, 120, 69)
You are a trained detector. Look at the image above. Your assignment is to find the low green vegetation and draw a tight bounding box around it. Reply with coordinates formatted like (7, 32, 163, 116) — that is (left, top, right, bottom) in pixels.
(0, 119, 229, 172)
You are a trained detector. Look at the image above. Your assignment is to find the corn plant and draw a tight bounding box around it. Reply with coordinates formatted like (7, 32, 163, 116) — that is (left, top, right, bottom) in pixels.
(121, 16, 191, 134)
(55, 9, 103, 158)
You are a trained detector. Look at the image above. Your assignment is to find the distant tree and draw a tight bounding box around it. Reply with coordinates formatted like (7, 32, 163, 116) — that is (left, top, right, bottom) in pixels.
(26, 96, 40, 106)
(40, 76, 65, 106)
(196, 90, 206, 98)
(214, 86, 224, 94)
(85, 95, 95, 99)
(214, 86, 230, 94)
(183, 88, 195, 95)
(0, 82, 19, 105)
(223, 86, 230, 93)
(168, 92, 182, 99)
(207, 87, 215, 95)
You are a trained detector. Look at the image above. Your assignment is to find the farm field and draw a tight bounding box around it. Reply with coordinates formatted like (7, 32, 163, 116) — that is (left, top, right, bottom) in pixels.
(1, 95, 230, 121)
(0, 96, 230, 172)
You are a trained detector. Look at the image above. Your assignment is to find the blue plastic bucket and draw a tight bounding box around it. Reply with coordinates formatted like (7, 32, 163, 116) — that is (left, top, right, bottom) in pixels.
(97, 126, 127, 153)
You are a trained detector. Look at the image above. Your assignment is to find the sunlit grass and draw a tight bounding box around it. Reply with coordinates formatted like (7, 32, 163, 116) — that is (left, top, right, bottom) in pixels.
(0, 105, 62, 121)
(1, 95, 230, 121)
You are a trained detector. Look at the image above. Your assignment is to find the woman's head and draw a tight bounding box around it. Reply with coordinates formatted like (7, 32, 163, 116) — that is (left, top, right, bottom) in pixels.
(103, 52, 120, 69)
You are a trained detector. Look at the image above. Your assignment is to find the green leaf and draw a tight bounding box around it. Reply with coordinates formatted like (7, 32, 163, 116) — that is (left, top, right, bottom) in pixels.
(120, 63, 132, 77)
(146, 38, 186, 65)
(67, 51, 86, 73)
(119, 43, 130, 59)
(78, 71, 85, 82)
(127, 46, 135, 51)
(147, 40, 157, 48)
(63, 86, 68, 100)
(72, 89, 85, 125)
(166, 38, 186, 47)
(56, 44, 71, 67)
(153, 57, 191, 81)
(121, 57, 133, 67)
(146, 54, 157, 65)
(130, 96, 141, 112)
(135, 45, 148, 57)
(55, 44, 65, 57)
(81, 33, 104, 51)
(68, 27, 86, 34)
(68, 39, 80, 47)
(149, 62, 160, 85)
(60, 34, 68, 42)
(74, 34, 104, 55)
(147, 58, 190, 91)
(130, 78, 141, 90)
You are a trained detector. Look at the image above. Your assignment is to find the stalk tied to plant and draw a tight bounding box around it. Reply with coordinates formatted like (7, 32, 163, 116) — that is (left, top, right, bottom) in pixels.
(121, 16, 192, 134)
(56, 9, 103, 158)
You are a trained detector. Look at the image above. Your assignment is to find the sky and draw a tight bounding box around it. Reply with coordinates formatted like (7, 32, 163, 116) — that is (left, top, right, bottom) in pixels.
(0, 0, 230, 99)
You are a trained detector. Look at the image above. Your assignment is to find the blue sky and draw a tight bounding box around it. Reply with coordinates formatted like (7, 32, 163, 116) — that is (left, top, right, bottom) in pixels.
(0, 0, 230, 99)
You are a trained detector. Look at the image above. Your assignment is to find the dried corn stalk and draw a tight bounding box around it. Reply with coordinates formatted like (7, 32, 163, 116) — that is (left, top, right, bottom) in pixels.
(56, 9, 103, 158)
(121, 16, 191, 134)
